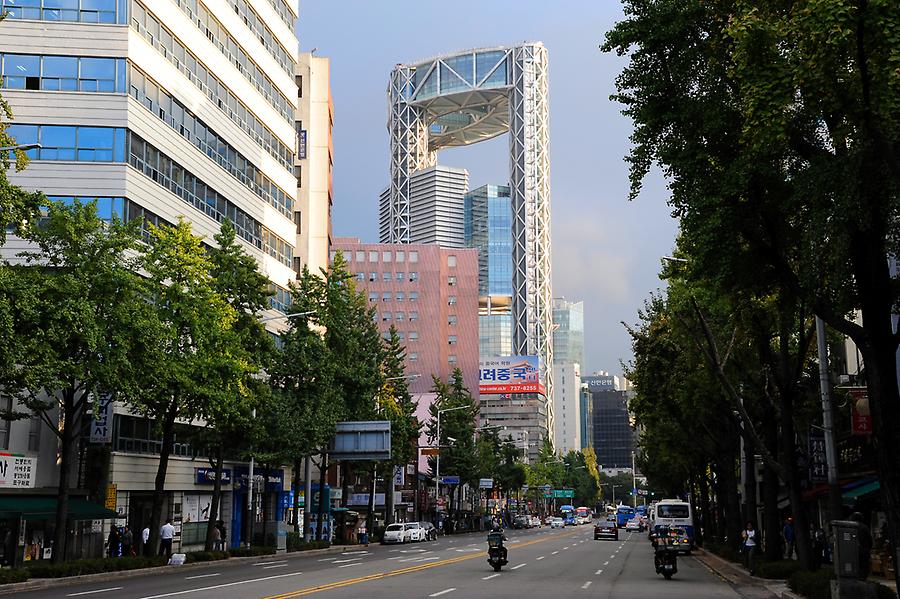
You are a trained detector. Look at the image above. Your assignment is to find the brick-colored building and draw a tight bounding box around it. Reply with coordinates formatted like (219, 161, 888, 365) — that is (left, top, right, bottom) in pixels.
(331, 239, 480, 405)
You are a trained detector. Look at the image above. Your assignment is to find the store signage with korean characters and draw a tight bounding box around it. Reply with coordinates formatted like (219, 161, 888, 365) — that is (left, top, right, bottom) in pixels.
(90, 393, 114, 444)
(195, 468, 232, 485)
(0, 453, 36, 488)
(849, 388, 872, 436)
(808, 427, 828, 482)
(479, 355, 545, 395)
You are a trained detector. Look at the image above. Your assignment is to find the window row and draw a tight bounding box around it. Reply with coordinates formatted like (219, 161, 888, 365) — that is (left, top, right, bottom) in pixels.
(0, 0, 128, 24)
(265, 0, 295, 29)
(129, 66, 292, 218)
(268, 283, 292, 313)
(359, 271, 419, 283)
(367, 291, 419, 302)
(0, 53, 126, 93)
(378, 311, 419, 322)
(46, 196, 173, 242)
(130, 1, 293, 170)
(169, 0, 293, 120)
(128, 132, 293, 267)
(381, 331, 419, 341)
(224, 0, 295, 76)
(7, 124, 126, 162)
(334, 249, 420, 263)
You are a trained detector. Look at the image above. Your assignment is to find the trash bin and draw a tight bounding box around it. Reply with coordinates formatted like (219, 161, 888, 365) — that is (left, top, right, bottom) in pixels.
(832, 520, 861, 579)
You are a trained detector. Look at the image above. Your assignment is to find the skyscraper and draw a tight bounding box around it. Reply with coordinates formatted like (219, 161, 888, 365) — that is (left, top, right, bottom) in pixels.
(583, 374, 633, 469)
(379, 165, 468, 248)
(553, 298, 585, 368)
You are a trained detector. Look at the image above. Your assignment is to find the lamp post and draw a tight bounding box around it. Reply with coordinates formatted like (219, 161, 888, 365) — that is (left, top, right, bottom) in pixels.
(0, 143, 41, 152)
(436, 406, 467, 519)
(603, 483, 622, 506)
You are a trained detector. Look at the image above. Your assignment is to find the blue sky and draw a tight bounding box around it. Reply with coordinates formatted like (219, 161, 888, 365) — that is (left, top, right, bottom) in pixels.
(298, 1, 677, 377)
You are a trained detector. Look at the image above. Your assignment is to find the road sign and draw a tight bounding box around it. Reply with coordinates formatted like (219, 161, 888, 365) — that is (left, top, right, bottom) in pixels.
(637, 489, 649, 497)
(440, 475, 460, 485)
(543, 489, 574, 498)
(479, 478, 493, 489)
(541, 484, 552, 492)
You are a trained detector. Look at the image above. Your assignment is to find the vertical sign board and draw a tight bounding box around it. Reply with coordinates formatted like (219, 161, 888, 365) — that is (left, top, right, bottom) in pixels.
(298, 130, 307, 159)
(808, 426, 828, 482)
(393, 465, 404, 488)
(90, 393, 114, 444)
(479, 356, 545, 395)
(849, 388, 872, 436)
(105, 484, 117, 510)
(0, 454, 36, 488)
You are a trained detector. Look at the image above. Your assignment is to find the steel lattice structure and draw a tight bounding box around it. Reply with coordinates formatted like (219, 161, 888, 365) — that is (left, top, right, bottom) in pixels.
(384, 43, 554, 438)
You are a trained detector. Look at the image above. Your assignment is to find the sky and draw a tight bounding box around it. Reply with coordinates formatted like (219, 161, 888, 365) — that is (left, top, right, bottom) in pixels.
(298, 1, 678, 377)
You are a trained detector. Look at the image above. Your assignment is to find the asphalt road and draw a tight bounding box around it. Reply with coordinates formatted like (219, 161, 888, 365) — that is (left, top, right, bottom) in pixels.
(21, 525, 774, 598)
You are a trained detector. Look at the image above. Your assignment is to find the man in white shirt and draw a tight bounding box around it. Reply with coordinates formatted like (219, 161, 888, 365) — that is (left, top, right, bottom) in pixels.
(159, 519, 175, 557)
(141, 526, 150, 556)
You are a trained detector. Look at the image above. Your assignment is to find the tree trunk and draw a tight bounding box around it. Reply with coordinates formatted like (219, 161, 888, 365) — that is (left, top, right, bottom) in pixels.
(366, 464, 377, 538)
(699, 471, 711, 548)
(719, 456, 743, 549)
(763, 414, 782, 561)
(148, 402, 178, 556)
(316, 451, 328, 542)
(385, 464, 395, 526)
(778, 386, 813, 569)
(204, 446, 224, 551)
(51, 389, 77, 564)
(744, 446, 758, 532)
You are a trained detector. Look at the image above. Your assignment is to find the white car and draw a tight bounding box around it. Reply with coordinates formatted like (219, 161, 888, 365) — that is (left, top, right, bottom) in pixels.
(550, 517, 565, 529)
(530, 516, 542, 527)
(381, 523, 406, 544)
(404, 522, 424, 542)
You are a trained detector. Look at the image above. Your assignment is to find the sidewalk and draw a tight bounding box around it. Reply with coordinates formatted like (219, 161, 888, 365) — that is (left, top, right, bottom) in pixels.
(693, 547, 799, 599)
(0, 544, 349, 596)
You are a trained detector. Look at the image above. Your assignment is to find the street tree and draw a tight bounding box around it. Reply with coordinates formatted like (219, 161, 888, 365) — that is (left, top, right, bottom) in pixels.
(0, 200, 160, 563)
(0, 66, 42, 243)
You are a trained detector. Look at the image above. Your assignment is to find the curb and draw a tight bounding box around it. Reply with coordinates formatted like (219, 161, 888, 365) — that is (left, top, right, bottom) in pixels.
(694, 548, 795, 598)
(0, 545, 349, 596)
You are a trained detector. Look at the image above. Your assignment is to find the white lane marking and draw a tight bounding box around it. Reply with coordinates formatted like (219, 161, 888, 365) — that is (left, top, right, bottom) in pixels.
(263, 564, 288, 569)
(610, 555, 615, 559)
(342, 550, 369, 555)
(551, 551, 559, 555)
(318, 557, 337, 562)
(387, 556, 404, 560)
(185, 573, 220, 580)
(333, 558, 362, 563)
(582, 581, 592, 589)
(595, 569, 603, 575)
(338, 563, 363, 568)
(429, 589, 456, 597)
(603, 560, 609, 565)
(536, 556, 545, 561)
(511, 563, 526, 570)
(253, 560, 286, 566)
(137, 572, 304, 599)
(68, 589, 123, 597)
(483, 573, 500, 580)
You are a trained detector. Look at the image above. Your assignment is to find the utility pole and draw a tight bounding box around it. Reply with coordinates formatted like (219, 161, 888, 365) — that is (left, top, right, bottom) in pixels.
(815, 317, 842, 524)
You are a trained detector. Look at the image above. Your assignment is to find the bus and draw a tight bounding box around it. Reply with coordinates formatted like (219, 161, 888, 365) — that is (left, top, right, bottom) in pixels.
(559, 505, 576, 526)
(653, 499, 694, 545)
(616, 505, 635, 528)
(575, 507, 591, 524)
(635, 504, 648, 519)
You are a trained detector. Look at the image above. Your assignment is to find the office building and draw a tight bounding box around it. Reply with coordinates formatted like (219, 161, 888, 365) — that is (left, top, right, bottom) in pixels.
(0, 0, 314, 557)
(553, 298, 584, 368)
(580, 383, 593, 450)
(381, 45, 554, 438)
(583, 374, 633, 469)
(552, 362, 582, 454)
(379, 165, 468, 248)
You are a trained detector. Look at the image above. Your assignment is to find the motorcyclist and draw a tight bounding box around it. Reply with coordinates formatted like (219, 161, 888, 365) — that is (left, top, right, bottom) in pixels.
(488, 521, 509, 565)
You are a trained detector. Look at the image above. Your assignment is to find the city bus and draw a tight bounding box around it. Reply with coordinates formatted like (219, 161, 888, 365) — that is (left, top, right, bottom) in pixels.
(616, 505, 635, 528)
(559, 505, 576, 526)
(635, 504, 648, 519)
(653, 499, 694, 545)
(575, 507, 591, 524)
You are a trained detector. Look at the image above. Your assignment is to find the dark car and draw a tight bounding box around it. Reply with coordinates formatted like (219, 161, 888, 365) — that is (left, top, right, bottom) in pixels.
(513, 515, 529, 529)
(594, 519, 619, 541)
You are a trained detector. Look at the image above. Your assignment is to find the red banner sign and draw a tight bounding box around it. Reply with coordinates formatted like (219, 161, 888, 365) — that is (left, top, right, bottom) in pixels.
(849, 388, 872, 436)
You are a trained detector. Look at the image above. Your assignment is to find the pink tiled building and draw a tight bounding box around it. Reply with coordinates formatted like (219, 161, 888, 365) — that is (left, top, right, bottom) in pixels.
(330, 239, 480, 405)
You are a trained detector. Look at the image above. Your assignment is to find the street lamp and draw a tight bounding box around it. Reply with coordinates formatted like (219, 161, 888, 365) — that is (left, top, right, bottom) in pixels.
(0, 143, 41, 152)
(603, 483, 622, 506)
(435, 406, 468, 513)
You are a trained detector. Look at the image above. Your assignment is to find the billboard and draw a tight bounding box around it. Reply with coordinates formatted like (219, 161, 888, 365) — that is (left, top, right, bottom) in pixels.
(479, 356, 544, 395)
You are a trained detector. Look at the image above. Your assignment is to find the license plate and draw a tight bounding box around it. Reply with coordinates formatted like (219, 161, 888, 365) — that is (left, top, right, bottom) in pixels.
(664, 564, 674, 570)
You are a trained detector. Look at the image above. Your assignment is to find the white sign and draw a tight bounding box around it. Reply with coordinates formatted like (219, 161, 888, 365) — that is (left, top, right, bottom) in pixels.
(0, 454, 36, 488)
(479, 478, 494, 489)
(182, 494, 213, 523)
(90, 393, 114, 443)
(393, 466, 405, 488)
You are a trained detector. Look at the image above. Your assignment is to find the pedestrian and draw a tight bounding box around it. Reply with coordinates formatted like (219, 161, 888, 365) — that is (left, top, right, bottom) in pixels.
(106, 526, 121, 558)
(741, 521, 757, 576)
(121, 526, 134, 557)
(850, 512, 872, 579)
(783, 517, 796, 560)
(358, 521, 368, 546)
(141, 525, 151, 556)
(216, 521, 226, 551)
(159, 519, 175, 558)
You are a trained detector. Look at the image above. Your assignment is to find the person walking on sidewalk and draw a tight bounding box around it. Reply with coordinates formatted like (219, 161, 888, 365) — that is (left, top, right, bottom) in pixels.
(141, 526, 151, 556)
(159, 519, 175, 558)
(783, 517, 796, 560)
(741, 521, 757, 576)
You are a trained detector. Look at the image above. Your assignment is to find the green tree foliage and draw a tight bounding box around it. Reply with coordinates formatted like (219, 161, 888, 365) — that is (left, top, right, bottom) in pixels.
(0, 68, 42, 243)
(605, 0, 900, 579)
(0, 200, 161, 562)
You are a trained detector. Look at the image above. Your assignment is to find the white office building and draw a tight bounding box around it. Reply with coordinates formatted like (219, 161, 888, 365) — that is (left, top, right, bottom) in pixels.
(379, 165, 468, 248)
(553, 362, 582, 454)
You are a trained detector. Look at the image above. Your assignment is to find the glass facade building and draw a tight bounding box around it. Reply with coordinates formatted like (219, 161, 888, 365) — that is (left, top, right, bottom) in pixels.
(465, 184, 512, 297)
(553, 298, 585, 369)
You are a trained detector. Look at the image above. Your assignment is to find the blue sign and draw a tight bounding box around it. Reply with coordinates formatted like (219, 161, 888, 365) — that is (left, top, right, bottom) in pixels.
(298, 130, 307, 159)
(233, 467, 284, 490)
(196, 468, 231, 485)
(440, 476, 460, 485)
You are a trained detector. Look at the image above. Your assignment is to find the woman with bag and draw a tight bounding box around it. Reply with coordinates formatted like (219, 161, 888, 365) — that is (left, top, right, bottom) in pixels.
(741, 521, 757, 576)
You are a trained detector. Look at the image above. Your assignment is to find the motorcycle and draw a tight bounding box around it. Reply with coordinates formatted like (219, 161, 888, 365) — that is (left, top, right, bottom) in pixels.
(654, 542, 678, 580)
(487, 530, 508, 572)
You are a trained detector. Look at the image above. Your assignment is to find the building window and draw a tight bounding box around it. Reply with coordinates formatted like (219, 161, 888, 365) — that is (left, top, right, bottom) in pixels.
(329, 250, 337, 263)
(0, 397, 11, 449)
(396, 250, 405, 262)
(382, 331, 391, 341)
(410, 292, 418, 302)
(7, 124, 126, 162)
(409, 251, 418, 263)
(356, 251, 365, 262)
(397, 332, 405, 341)
(410, 311, 419, 322)
(0, 0, 128, 24)
(448, 276, 457, 286)
(448, 255, 457, 267)
(448, 355, 457, 365)
(448, 335, 457, 345)
(396, 312, 405, 321)
(369, 251, 378, 262)
(356, 272, 365, 281)
(409, 331, 419, 341)
(382, 312, 391, 321)
(0, 54, 126, 93)
(409, 352, 418, 362)
(396, 272, 405, 281)
(382, 292, 391, 302)
(409, 272, 419, 282)
(396, 292, 405, 301)
(368, 292, 377, 302)
(369, 272, 377, 282)
(448, 296, 457, 306)
(448, 315, 457, 326)
(382, 272, 391, 282)
(27, 416, 41, 452)
(382, 251, 392, 262)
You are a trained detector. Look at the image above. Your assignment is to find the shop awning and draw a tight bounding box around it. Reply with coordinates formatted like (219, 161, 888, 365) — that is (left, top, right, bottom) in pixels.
(0, 497, 117, 521)
(842, 480, 881, 504)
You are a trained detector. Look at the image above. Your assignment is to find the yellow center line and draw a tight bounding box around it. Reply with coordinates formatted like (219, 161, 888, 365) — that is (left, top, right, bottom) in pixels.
(263, 531, 571, 599)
